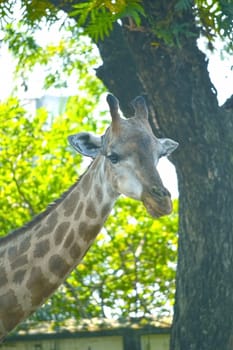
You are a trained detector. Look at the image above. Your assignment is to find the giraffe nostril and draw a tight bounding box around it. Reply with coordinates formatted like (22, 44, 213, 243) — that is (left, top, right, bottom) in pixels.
(152, 187, 171, 198)
(151, 187, 161, 197)
(162, 188, 171, 197)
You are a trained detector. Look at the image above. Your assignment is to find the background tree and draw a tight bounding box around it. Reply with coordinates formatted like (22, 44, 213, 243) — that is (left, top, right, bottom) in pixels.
(0, 1, 233, 349)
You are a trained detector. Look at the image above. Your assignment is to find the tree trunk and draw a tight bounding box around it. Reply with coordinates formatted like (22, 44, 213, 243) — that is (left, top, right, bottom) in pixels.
(97, 27, 233, 349)
(50, 1, 233, 348)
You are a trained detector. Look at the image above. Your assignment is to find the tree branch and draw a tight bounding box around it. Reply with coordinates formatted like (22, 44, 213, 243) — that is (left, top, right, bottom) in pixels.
(63, 280, 90, 319)
(222, 94, 233, 111)
(10, 161, 36, 217)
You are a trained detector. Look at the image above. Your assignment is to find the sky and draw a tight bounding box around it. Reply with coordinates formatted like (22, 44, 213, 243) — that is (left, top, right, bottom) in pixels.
(0, 21, 232, 199)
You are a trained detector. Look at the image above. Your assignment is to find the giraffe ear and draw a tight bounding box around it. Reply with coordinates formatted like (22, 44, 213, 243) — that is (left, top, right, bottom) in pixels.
(68, 132, 102, 158)
(158, 138, 179, 158)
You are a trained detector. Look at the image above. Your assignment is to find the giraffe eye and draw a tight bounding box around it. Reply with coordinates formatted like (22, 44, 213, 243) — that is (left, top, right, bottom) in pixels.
(107, 152, 119, 164)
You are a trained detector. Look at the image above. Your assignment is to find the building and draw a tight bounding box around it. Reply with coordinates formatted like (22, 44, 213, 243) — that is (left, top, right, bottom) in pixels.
(0, 319, 171, 350)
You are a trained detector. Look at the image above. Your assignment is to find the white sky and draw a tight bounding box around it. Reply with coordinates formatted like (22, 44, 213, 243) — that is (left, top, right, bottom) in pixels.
(0, 22, 232, 199)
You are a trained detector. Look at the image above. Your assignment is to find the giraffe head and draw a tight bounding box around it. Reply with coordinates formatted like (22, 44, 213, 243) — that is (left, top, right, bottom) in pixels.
(68, 94, 178, 217)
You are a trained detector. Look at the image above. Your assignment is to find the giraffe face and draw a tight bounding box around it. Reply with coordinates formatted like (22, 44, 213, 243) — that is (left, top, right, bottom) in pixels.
(68, 95, 178, 218)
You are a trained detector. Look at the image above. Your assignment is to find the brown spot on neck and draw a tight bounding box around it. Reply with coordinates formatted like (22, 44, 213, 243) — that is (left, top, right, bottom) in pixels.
(69, 243, 82, 260)
(63, 191, 80, 217)
(8, 246, 17, 260)
(0, 290, 24, 332)
(19, 236, 31, 255)
(94, 184, 103, 203)
(0, 249, 5, 259)
(48, 255, 70, 278)
(54, 222, 70, 246)
(64, 229, 75, 248)
(85, 200, 97, 219)
(81, 173, 91, 196)
(36, 211, 58, 238)
(26, 267, 57, 307)
(101, 203, 111, 219)
(33, 239, 50, 258)
(0, 267, 8, 287)
(79, 222, 101, 242)
(74, 202, 84, 221)
(13, 269, 27, 284)
(11, 255, 28, 270)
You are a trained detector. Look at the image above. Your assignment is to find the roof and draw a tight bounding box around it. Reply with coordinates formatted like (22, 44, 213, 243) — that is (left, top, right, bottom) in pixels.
(7, 317, 172, 341)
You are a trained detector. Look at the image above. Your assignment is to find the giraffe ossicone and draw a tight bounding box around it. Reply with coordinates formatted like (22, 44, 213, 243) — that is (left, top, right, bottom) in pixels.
(0, 94, 178, 341)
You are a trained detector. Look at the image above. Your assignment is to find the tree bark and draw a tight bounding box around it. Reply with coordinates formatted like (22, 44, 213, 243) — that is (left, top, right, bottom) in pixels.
(49, 1, 233, 348)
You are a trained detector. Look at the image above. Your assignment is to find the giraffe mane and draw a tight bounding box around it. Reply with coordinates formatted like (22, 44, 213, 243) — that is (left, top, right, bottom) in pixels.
(0, 162, 93, 245)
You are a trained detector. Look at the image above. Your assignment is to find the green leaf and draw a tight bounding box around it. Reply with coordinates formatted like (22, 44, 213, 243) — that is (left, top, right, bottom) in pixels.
(70, 0, 145, 42)
(175, 0, 192, 12)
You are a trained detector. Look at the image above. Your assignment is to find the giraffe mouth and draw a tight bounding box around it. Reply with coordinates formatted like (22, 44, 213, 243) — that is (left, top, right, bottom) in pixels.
(142, 192, 173, 218)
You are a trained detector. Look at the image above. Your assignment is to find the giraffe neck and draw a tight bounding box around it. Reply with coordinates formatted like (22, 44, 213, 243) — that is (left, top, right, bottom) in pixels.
(0, 156, 119, 340)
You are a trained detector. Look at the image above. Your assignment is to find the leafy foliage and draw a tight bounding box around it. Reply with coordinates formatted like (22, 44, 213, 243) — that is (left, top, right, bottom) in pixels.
(0, 0, 145, 42)
(0, 0, 58, 29)
(0, 92, 105, 236)
(70, 0, 233, 49)
(2, 21, 102, 92)
(70, 0, 145, 41)
(194, 0, 233, 50)
(175, 0, 193, 12)
(146, 0, 233, 48)
(176, 0, 233, 48)
(1, 0, 232, 85)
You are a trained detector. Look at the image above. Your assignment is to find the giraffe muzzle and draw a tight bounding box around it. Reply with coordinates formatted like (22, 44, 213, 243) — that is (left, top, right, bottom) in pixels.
(142, 187, 172, 218)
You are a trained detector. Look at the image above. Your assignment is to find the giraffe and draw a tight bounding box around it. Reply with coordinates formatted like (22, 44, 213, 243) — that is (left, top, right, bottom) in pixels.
(0, 94, 178, 341)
